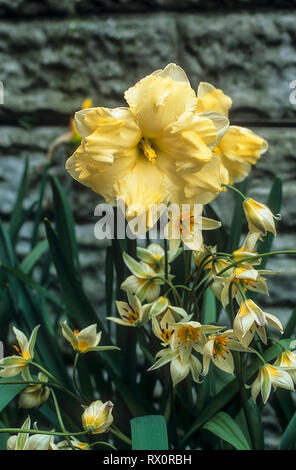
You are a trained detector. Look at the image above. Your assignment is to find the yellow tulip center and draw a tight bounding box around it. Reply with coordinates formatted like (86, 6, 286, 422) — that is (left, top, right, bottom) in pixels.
(160, 327, 173, 344)
(178, 326, 200, 348)
(140, 137, 157, 163)
(212, 334, 229, 359)
(180, 212, 195, 234)
(13, 345, 31, 360)
(121, 304, 139, 325)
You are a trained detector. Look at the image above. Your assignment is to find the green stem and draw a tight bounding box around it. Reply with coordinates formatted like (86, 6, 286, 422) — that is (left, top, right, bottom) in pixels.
(109, 426, 132, 446)
(229, 285, 258, 450)
(222, 183, 246, 200)
(89, 441, 118, 450)
(50, 388, 76, 450)
(73, 352, 82, 396)
(154, 276, 182, 306)
(30, 361, 83, 404)
(164, 238, 169, 283)
(195, 250, 296, 305)
(0, 428, 89, 437)
(268, 337, 287, 352)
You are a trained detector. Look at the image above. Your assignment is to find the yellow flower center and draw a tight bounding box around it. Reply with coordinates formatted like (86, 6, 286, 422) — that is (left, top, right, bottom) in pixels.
(121, 305, 139, 325)
(178, 326, 200, 348)
(212, 334, 229, 359)
(180, 212, 195, 234)
(140, 137, 157, 163)
(75, 442, 88, 450)
(265, 365, 279, 377)
(160, 328, 173, 343)
(13, 345, 31, 360)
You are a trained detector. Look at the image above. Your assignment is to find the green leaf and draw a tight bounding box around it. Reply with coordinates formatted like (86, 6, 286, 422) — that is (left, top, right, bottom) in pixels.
(20, 240, 48, 274)
(0, 220, 69, 386)
(201, 288, 216, 324)
(226, 179, 248, 252)
(45, 219, 148, 416)
(283, 307, 296, 338)
(203, 411, 250, 450)
(279, 409, 296, 449)
(131, 415, 169, 450)
(0, 420, 9, 450)
(31, 161, 50, 248)
(258, 177, 282, 269)
(50, 176, 81, 276)
(0, 378, 26, 412)
(9, 157, 29, 245)
(0, 262, 63, 310)
(181, 338, 291, 447)
(203, 204, 228, 250)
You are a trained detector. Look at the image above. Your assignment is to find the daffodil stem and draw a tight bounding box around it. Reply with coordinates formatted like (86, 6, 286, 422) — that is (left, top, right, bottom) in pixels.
(50, 387, 76, 450)
(229, 285, 258, 450)
(109, 426, 132, 446)
(222, 183, 246, 200)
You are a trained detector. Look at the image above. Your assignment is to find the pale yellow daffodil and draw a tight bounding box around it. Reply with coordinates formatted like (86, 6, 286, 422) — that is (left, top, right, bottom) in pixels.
(7, 417, 52, 451)
(250, 363, 294, 404)
(243, 197, 279, 236)
(60, 322, 119, 354)
(0, 325, 39, 378)
(233, 299, 283, 347)
(66, 64, 229, 229)
(196, 82, 268, 185)
(82, 400, 113, 434)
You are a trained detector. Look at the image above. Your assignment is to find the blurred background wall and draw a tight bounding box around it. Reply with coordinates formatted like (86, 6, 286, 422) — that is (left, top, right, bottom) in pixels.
(0, 0, 295, 386)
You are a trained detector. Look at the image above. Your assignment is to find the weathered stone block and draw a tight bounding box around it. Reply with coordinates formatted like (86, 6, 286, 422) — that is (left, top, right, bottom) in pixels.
(0, 16, 177, 122)
(178, 13, 296, 120)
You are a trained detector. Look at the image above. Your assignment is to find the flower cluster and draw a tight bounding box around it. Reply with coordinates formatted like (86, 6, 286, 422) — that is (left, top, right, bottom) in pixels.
(66, 64, 267, 231)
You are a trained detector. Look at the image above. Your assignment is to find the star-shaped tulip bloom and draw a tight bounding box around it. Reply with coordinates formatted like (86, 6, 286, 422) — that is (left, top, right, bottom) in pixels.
(0, 325, 39, 378)
(60, 322, 119, 354)
(233, 299, 283, 347)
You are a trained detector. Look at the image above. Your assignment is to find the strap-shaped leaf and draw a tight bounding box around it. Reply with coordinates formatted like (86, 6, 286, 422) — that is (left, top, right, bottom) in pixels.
(131, 415, 168, 450)
(0, 378, 26, 412)
(20, 240, 48, 274)
(203, 411, 250, 450)
(226, 179, 248, 252)
(258, 177, 282, 269)
(9, 156, 29, 245)
(181, 338, 292, 447)
(50, 176, 81, 277)
(279, 410, 296, 449)
(201, 288, 217, 324)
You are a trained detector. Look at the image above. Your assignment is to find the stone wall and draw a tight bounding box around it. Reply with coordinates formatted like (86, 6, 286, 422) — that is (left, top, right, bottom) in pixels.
(0, 2, 296, 332)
